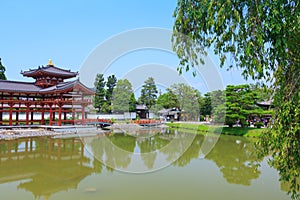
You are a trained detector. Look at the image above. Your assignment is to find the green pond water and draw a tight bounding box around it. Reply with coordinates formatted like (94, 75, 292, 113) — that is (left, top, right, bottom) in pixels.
(0, 128, 293, 200)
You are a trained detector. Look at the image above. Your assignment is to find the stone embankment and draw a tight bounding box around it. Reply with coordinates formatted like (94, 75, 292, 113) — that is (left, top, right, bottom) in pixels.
(0, 129, 73, 140)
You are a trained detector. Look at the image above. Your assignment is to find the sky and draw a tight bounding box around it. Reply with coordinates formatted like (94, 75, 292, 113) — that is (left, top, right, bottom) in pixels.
(0, 0, 253, 94)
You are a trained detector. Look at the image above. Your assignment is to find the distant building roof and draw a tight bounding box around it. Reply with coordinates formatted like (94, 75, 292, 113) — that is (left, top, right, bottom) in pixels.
(136, 104, 148, 110)
(257, 100, 272, 107)
(158, 108, 181, 115)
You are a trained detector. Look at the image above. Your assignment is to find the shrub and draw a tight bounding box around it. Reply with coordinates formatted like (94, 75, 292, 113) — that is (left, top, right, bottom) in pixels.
(255, 122, 264, 128)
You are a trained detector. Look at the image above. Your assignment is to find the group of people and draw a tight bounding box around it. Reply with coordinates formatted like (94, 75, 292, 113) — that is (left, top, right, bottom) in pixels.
(245, 117, 271, 128)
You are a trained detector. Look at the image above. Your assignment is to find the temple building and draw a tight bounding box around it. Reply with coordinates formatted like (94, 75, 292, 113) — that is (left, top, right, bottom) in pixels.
(0, 60, 94, 126)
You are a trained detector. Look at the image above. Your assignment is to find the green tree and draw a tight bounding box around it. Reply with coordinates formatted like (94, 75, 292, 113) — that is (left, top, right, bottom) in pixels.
(0, 58, 7, 80)
(112, 79, 134, 113)
(129, 93, 137, 112)
(224, 85, 262, 127)
(200, 93, 212, 117)
(200, 90, 225, 122)
(173, 1, 299, 198)
(93, 74, 106, 113)
(210, 90, 226, 123)
(138, 77, 158, 109)
(249, 83, 273, 102)
(156, 89, 179, 109)
(105, 75, 117, 113)
(169, 83, 201, 121)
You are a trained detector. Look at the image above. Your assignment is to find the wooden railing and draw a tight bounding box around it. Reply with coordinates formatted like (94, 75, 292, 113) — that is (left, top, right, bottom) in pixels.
(131, 119, 162, 125)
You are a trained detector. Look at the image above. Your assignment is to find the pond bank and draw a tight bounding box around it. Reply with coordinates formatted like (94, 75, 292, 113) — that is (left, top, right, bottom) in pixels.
(0, 126, 107, 140)
(166, 122, 265, 137)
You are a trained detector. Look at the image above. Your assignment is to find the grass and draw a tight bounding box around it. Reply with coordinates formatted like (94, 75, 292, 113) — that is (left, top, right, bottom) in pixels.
(166, 122, 265, 137)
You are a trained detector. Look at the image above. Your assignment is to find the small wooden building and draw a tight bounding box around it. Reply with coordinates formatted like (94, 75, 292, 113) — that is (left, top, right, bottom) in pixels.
(135, 104, 148, 119)
(158, 107, 181, 121)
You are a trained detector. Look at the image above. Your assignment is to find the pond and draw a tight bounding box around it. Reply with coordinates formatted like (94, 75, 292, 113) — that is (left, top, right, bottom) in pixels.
(0, 128, 293, 200)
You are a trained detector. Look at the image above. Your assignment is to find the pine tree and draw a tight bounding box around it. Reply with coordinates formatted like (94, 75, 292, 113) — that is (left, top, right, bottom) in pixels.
(105, 75, 117, 113)
(93, 74, 106, 113)
(138, 77, 158, 109)
(129, 93, 137, 112)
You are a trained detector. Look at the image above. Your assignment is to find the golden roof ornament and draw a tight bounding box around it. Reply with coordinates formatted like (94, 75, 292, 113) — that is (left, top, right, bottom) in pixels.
(48, 59, 53, 66)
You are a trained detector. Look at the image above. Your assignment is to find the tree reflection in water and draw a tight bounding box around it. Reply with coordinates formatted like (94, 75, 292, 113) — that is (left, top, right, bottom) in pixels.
(205, 136, 261, 185)
(90, 130, 262, 186)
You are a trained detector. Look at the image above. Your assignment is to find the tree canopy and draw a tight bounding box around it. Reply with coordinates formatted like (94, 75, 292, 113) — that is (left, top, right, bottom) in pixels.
(223, 84, 262, 127)
(0, 58, 7, 80)
(138, 77, 158, 109)
(93, 74, 106, 113)
(112, 79, 134, 113)
(156, 89, 180, 109)
(173, 0, 299, 198)
(169, 83, 201, 121)
(105, 75, 117, 113)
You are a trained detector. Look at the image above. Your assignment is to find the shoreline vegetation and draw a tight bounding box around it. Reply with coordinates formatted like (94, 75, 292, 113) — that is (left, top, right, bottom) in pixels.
(165, 122, 265, 137)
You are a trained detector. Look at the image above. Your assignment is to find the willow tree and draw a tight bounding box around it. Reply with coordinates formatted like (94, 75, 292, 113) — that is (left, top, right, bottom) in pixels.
(173, 0, 299, 199)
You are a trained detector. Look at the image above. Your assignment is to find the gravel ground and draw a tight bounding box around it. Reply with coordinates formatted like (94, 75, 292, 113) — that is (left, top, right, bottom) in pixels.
(0, 129, 76, 140)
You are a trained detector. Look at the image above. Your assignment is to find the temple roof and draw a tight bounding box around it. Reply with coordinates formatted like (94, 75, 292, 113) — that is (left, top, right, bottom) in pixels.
(40, 79, 94, 94)
(21, 60, 78, 79)
(0, 79, 94, 95)
(0, 80, 41, 92)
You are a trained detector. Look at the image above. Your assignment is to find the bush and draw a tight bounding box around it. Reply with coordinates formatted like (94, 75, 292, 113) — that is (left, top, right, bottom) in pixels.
(200, 115, 205, 121)
(255, 122, 264, 128)
(225, 119, 236, 127)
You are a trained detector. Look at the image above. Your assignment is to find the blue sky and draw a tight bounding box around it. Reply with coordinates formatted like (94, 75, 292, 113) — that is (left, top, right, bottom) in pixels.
(0, 0, 252, 93)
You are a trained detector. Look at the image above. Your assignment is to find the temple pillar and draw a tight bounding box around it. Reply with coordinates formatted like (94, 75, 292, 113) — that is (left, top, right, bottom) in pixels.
(41, 103, 45, 125)
(52, 112, 56, 124)
(0, 106, 2, 125)
(30, 108, 34, 125)
(9, 102, 13, 126)
(81, 105, 85, 125)
(49, 104, 53, 126)
(72, 110, 75, 125)
(15, 108, 19, 125)
(26, 103, 30, 125)
(58, 103, 62, 126)
(64, 112, 67, 125)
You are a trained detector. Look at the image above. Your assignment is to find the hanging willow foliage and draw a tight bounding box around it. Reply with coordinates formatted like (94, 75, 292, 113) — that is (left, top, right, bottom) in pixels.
(172, 0, 299, 199)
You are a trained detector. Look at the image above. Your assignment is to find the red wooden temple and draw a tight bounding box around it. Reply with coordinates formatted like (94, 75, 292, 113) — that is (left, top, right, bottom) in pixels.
(0, 60, 94, 126)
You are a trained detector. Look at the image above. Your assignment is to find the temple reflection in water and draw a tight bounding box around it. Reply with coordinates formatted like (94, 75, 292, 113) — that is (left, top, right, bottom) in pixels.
(0, 137, 94, 199)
